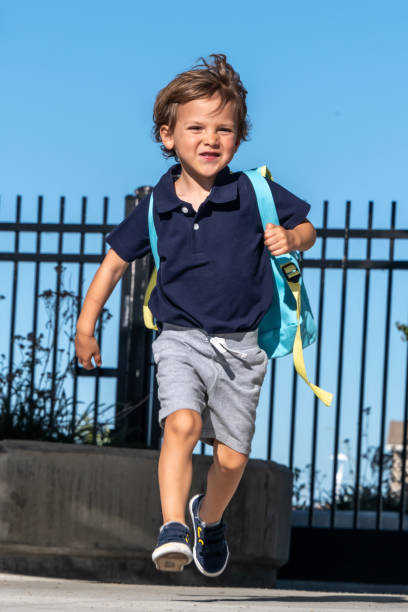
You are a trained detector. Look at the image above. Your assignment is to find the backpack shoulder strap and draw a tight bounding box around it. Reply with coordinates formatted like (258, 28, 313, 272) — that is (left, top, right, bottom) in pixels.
(143, 192, 159, 331)
(244, 165, 333, 407)
(147, 191, 160, 269)
(242, 166, 279, 228)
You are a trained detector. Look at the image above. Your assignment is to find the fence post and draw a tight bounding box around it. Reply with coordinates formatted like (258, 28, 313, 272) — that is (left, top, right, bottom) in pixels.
(115, 187, 160, 449)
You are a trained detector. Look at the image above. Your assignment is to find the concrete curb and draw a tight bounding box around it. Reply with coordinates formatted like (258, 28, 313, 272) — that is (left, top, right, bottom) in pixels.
(0, 439, 292, 586)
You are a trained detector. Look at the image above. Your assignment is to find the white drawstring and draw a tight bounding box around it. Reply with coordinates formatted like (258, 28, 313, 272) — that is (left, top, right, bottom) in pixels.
(209, 336, 248, 360)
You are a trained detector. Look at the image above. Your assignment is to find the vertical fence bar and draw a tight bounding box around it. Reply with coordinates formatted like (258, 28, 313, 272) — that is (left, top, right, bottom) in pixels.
(29, 196, 43, 432)
(308, 200, 329, 527)
(71, 196, 87, 438)
(116, 188, 154, 447)
(146, 344, 156, 450)
(115, 195, 134, 435)
(267, 359, 277, 460)
(49, 196, 65, 432)
(91, 196, 109, 444)
(376, 201, 396, 530)
(330, 201, 351, 527)
(353, 201, 373, 528)
(399, 330, 408, 530)
(6, 196, 22, 419)
(146, 326, 159, 449)
(288, 367, 298, 471)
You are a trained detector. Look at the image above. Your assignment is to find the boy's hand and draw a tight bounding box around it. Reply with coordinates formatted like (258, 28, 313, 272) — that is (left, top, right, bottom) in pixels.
(264, 223, 297, 256)
(75, 331, 102, 370)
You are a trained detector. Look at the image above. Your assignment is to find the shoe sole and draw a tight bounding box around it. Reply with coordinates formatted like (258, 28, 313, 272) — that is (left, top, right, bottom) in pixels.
(188, 494, 230, 578)
(152, 542, 193, 572)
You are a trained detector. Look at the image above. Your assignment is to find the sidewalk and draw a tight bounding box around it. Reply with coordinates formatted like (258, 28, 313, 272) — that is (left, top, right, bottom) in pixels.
(1, 573, 408, 611)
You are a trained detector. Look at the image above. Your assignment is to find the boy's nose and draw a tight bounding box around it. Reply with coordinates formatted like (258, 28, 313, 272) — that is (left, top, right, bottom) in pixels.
(203, 130, 219, 145)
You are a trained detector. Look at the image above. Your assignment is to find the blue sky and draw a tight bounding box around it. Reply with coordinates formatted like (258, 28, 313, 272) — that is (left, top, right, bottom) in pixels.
(1, 1, 408, 503)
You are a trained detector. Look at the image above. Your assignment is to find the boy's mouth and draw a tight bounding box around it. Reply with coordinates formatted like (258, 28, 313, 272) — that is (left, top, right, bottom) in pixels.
(200, 152, 220, 159)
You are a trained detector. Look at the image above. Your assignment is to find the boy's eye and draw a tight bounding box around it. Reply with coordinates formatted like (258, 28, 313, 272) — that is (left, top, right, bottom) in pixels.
(188, 126, 233, 132)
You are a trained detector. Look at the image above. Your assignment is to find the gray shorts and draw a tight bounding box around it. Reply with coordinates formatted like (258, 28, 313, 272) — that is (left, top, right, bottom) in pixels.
(151, 323, 269, 455)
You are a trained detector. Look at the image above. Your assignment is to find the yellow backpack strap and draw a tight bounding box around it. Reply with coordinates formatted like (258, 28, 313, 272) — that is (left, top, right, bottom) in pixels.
(143, 268, 158, 330)
(283, 263, 333, 406)
(143, 191, 159, 331)
(259, 165, 273, 180)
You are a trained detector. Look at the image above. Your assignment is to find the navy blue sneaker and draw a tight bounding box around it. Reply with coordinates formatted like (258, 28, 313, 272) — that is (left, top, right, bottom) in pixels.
(152, 521, 193, 572)
(188, 493, 230, 577)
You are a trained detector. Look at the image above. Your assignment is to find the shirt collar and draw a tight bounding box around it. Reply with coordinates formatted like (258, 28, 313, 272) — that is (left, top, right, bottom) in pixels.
(153, 163, 238, 213)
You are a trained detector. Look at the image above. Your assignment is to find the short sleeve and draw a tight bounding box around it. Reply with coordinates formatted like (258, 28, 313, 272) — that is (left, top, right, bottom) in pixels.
(266, 178, 311, 229)
(105, 193, 151, 262)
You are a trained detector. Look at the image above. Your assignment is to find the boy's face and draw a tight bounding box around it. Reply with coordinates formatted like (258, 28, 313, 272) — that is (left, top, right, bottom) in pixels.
(160, 93, 240, 182)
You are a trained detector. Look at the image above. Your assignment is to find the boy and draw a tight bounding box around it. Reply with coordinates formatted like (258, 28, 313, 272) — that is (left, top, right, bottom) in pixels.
(75, 53, 316, 578)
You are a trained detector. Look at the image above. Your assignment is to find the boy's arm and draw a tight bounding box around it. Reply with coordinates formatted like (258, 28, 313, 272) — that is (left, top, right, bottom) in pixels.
(75, 248, 129, 369)
(264, 220, 316, 257)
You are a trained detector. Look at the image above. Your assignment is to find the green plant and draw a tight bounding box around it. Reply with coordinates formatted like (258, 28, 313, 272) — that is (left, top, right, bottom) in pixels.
(292, 404, 405, 513)
(0, 264, 119, 445)
(396, 322, 408, 342)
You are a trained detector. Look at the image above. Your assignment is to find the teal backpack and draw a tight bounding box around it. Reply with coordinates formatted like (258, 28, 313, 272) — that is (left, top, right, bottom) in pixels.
(143, 165, 333, 406)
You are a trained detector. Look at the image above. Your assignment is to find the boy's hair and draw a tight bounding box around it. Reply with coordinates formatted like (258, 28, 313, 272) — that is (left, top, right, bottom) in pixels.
(152, 53, 251, 160)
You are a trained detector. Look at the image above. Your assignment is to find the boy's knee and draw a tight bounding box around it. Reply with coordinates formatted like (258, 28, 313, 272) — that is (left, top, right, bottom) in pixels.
(214, 442, 249, 472)
(164, 409, 202, 441)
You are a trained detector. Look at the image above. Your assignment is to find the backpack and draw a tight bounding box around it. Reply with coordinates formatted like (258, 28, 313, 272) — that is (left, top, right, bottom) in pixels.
(143, 165, 333, 407)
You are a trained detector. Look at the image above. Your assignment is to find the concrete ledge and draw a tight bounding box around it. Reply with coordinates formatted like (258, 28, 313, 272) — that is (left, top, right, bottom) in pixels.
(0, 439, 292, 586)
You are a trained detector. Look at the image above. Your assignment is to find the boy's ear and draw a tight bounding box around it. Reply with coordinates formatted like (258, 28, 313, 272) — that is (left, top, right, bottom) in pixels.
(160, 125, 174, 150)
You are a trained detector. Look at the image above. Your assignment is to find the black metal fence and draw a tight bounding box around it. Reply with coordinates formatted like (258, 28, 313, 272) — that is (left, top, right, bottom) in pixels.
(1, 190, 408, 581)
(0, 190, 158, 448)
(278, 201, 408, 583)
(278, 201, 408, 528)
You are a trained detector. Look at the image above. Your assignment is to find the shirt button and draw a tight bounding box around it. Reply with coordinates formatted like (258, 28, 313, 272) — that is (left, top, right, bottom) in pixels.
(193, 223, 199, 230)
(181, 206, 188, 214)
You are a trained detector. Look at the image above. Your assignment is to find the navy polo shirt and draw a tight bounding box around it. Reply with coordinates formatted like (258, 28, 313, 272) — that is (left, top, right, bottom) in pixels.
(105, 163, 310, 333)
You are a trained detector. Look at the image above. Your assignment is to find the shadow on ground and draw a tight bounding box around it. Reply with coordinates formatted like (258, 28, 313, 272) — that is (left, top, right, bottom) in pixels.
(174, 594, 407, 605)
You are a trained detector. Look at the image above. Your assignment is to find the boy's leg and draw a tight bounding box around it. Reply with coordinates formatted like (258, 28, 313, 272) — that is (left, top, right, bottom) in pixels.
(188, 439, 247, 577)
(198, 439, 248, 524)
(158, 408, 202, 524)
